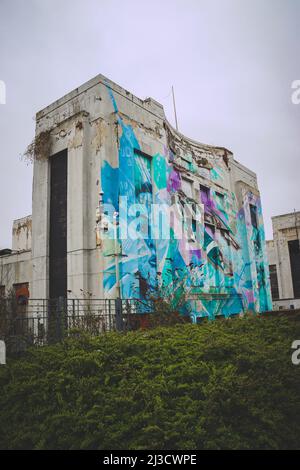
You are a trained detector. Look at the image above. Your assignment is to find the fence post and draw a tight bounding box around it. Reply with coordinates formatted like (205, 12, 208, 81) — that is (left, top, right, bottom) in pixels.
(56, 297, 67, 342)
(115, 298, 123, 331)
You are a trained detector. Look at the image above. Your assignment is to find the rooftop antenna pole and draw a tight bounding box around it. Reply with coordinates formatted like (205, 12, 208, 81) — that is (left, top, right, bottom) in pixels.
(294, 208, 300, 250)
(172, 85, 179, 131)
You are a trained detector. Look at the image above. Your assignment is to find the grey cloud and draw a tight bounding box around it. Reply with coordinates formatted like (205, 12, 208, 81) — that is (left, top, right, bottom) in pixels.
(0, 0, 299, 247)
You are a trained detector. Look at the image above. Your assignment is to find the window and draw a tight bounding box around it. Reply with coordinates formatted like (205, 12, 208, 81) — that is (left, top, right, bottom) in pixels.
(13, 282, 29, 317)
(49, 149, 68, 300)
(205, 223, 215, 239)
(134, 150, 157, 298)
(13, 283, 29, 305)
(269, 264, 280, 300)
(288, 240, 300, 298)
(220, 228, 231, 245)
(250, 204, 258, 228)
(216, 192, 225, 208)
(194, 188, 200, 202)
(200, 185, 210, 205)
(0, 286, 5, 298)
(182, 178, 193, 199)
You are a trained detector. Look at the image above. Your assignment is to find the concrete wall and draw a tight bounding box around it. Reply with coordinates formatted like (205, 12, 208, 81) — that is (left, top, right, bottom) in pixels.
(12, 216, 32, 252)
(273, 298, 300, 310)
(31, 73, 271, 318)
(267, 211, 300, 307)
(0, 250, 32, 296)
(0, 216, 32, 296)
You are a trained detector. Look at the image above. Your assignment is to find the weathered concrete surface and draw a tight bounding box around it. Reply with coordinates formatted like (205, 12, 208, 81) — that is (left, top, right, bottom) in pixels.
(30, 73, 271, 317)
(0, 73, 272, 318)
(267, 211, 300, 310)
(12, 215, 32, 252)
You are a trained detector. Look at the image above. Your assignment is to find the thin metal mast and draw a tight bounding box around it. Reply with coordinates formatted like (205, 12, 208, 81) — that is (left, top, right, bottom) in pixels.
(172, 85, 179, 131)
(294, 208, 300, 250)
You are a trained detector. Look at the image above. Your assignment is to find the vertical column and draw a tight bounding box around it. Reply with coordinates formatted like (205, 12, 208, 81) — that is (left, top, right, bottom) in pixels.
(67, 113, 90, 298)
(31, 156, 50, 299)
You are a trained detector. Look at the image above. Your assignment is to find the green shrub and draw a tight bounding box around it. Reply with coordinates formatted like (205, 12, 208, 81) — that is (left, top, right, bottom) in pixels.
(0, 314, 300, 449)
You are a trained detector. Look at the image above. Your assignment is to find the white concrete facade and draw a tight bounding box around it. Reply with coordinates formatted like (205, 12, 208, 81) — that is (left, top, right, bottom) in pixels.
(1, 74, 272, 316)
(0, 216, 32, 297)
(267, 212, 300, 310)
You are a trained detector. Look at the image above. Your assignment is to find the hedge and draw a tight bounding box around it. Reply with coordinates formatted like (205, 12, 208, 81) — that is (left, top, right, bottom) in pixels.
(0, 314, 300, 449)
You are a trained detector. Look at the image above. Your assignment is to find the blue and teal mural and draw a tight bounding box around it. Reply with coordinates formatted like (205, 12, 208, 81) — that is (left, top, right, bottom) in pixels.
(100, 85, 272, 319)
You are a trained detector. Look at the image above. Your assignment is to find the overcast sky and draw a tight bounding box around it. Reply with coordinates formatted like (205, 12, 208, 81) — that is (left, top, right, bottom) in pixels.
(0, 0, 299, 248)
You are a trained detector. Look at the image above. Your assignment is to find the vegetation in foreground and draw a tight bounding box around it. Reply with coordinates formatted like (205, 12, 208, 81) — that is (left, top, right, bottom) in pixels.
(0, 313, 300, 450)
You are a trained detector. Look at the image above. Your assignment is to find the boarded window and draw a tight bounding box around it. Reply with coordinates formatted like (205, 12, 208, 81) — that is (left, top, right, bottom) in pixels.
(13, 282, 29, 317)
(269, 264, 280, 300)
(13, 282, 29, 305)
(288, 240, 300, 298)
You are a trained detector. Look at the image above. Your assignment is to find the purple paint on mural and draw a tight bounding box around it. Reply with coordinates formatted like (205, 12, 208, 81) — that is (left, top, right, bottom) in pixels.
(167, 169, 181, 193)
(190, 249, 202, 260)
(205, 225, 215, 239)
(245, 290, 254, 304)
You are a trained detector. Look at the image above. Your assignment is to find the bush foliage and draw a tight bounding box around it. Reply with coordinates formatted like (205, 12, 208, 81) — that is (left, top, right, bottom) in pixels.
(0, 314, 300, 450)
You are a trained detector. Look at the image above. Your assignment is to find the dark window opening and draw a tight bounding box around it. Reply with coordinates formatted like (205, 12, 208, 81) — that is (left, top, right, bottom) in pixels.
(0, 286, 5, 298)
(288, 240, 300, 298)
(49, 149, 68, 299)
(269, 264, 280, 300)
(134, 148, 152, 159)
(187, 218, 197, 243)
(250, 204, 258, 228)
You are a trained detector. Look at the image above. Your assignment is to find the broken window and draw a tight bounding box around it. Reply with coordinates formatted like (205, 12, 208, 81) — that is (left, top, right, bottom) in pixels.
(269, 264, 280, 300)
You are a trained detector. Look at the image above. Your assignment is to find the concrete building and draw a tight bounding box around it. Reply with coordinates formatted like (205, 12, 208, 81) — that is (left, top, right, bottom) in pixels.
(0, 216, 32, 301)
(0, 74, 272, 319)
(267, 212, 300, 310)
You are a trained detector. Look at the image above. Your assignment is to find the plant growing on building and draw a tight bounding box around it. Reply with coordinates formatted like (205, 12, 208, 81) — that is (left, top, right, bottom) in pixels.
(22, 130, 51, 164)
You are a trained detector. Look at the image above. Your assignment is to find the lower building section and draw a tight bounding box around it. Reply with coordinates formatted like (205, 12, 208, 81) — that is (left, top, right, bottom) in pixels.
(267, 211, 300, 310)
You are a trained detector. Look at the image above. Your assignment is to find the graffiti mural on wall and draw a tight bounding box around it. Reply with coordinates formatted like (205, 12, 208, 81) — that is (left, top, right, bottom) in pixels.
(100, 85, 272, 319)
